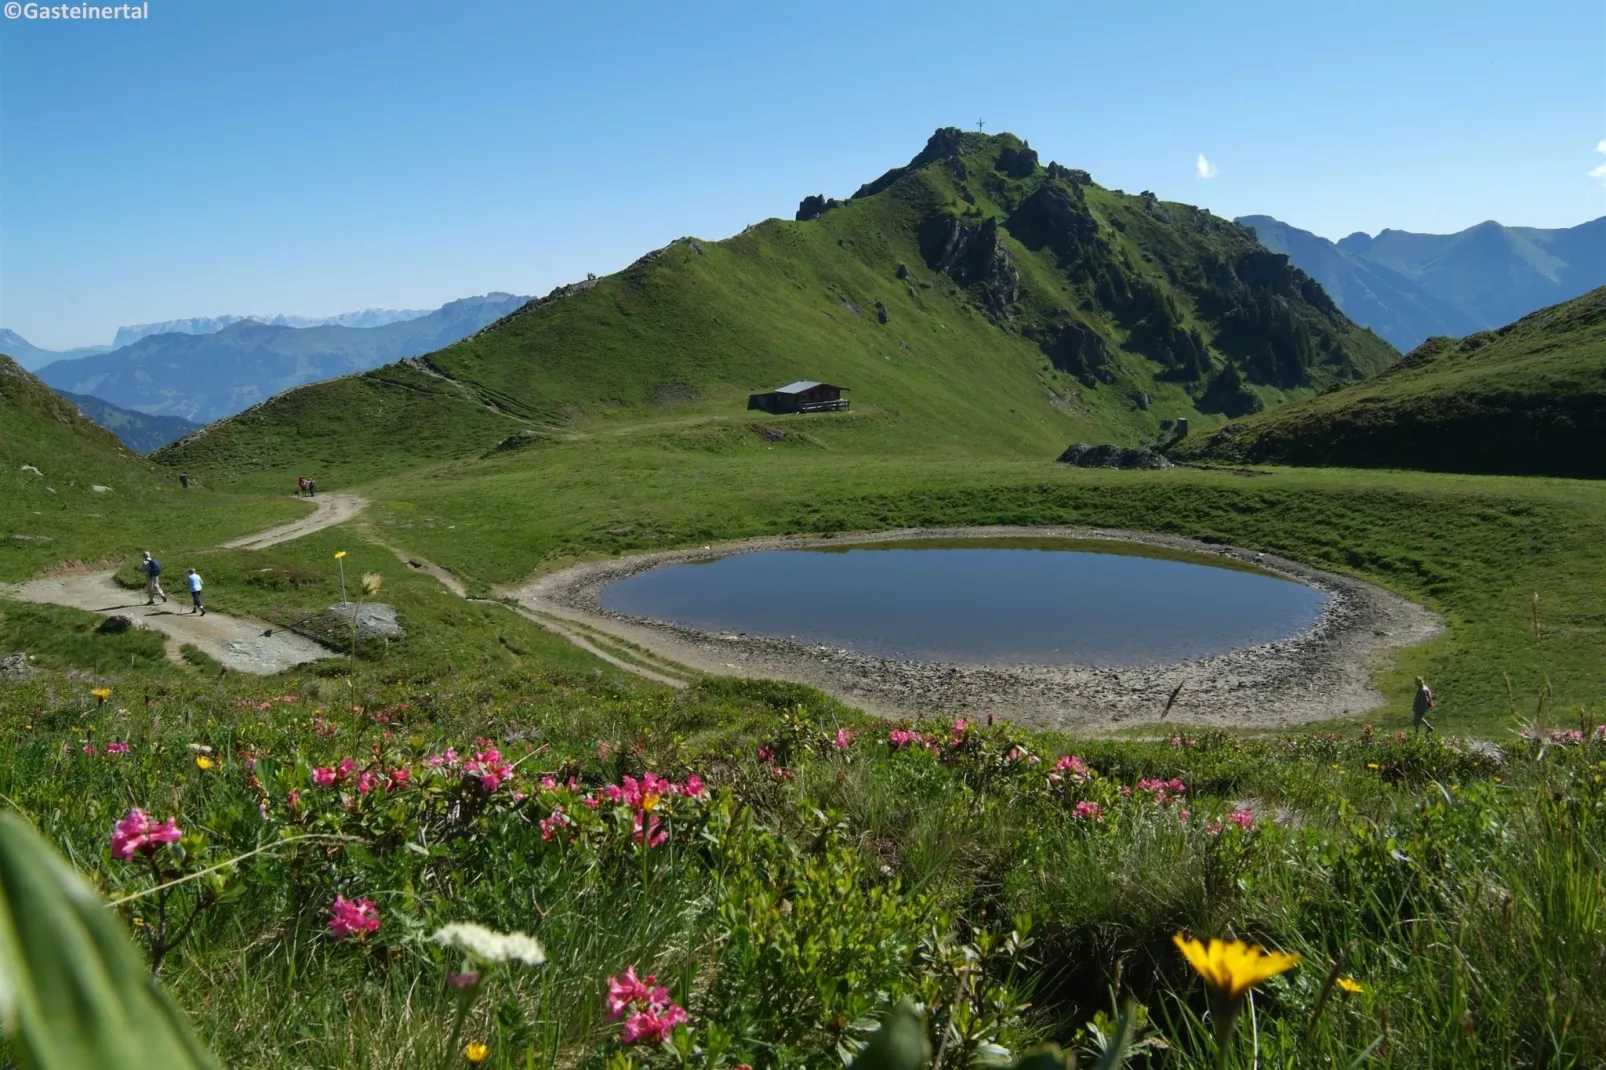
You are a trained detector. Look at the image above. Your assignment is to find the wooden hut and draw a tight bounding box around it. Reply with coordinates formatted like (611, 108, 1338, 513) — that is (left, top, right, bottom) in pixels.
(746, 380, 850, 414)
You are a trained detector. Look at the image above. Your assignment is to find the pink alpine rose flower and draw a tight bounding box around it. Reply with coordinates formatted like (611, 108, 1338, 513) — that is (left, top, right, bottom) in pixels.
(327, 895, 380, 939)
(621, 1003, 688, 1044)
(110, 809, 182, 861)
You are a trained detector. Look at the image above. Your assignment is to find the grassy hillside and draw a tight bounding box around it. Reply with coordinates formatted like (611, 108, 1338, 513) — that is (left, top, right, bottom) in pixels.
(0, 356, 303, 582)
(1173, 287, 1606, 477)
(160, 129, 1395, 488)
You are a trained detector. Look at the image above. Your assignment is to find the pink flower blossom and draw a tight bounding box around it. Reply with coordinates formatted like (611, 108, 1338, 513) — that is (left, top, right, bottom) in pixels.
(1135, 777, 1188, 807)
(633, 811, 667, 847)
(464, 747, 512, 792)
(384, 768, 410, 792)
(1048, 754, 1091, 785)
(621, 1003, 688, 1045)
(1073, 801, 1103, 822)
(606, 967, 669, 1019)
(756, 745, 775, 763)
(447, 970, 480, 990)
(327, 895, 380, 939)
(540, 807, 572, 842)
(834, 728, 852, 750)
(312, 766, 338, 787)
(81, 744, 98, 756)
(682, 774, 707, 798)
(105, 741, 130, 755)
(540, 776, 558, 790)
(1226, 809, 1254, 829)
(110, 809, 182, 861)
(888, 729, 925, 750)
(355, 770, 378, 795)
(606, 966, 687, 1044)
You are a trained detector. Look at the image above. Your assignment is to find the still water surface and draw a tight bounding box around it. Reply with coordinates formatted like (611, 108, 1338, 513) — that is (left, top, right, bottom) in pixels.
(598, 539, 1328, 667)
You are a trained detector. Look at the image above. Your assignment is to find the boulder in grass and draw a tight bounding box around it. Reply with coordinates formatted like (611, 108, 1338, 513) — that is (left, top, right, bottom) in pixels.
(324, 602, 404, 641)
(1055, 442, 1175, 470)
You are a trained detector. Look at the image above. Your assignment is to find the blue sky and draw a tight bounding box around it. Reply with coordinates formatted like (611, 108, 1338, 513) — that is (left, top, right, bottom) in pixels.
(2, 0, 1602, 349)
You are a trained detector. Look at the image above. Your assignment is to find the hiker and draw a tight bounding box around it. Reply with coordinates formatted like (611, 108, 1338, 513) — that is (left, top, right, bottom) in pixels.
(1412, 676, 1435, 733)
(297, 476, 310, 497)
(139, 552, 168, 606)
(186, 568, 206, 616)
(307, 477, 316, 497)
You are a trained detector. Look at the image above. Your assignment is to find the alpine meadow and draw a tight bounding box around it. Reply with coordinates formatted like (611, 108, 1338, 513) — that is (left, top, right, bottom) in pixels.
(2, 12, 1604, 1069)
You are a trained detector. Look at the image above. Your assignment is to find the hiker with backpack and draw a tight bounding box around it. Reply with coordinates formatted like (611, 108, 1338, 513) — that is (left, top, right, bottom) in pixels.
(140, 551, 168, 606)
(1412, 676, 1436, 734)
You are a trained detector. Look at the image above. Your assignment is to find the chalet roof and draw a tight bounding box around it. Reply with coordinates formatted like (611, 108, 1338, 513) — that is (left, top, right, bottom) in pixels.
(771, 380, 847, 394)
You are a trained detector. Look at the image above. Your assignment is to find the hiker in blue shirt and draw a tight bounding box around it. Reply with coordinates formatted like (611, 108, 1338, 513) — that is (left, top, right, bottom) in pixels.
(140, 551, 168, 606)
(187, 569, 205, 616)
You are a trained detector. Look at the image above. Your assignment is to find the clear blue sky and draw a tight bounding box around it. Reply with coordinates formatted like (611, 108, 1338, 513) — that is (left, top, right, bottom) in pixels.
(2, 0, 1602, 349)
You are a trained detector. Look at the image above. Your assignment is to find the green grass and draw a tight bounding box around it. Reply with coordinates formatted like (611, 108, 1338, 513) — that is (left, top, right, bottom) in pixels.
(1, 356, 308, 583)
(1174, 287, 1606, 477)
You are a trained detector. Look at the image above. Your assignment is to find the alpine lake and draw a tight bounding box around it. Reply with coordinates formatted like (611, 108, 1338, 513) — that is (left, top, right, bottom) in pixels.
(598, 537, 1330, 668)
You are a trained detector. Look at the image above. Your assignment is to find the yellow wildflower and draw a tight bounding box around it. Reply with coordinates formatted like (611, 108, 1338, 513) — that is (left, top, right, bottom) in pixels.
(195, 755, 215, 771)
(334, 550, 347, 560)
(1172, 933, 1299, 1001)
(1367, 762, 1380, 770)
(1337, 976, 1364, 994)
(92, 688, 111, 703)
(464, 1042, 488, 1063)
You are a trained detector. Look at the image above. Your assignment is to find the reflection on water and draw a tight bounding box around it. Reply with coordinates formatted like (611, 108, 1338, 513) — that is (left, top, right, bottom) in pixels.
(599, 540, 1328, 667)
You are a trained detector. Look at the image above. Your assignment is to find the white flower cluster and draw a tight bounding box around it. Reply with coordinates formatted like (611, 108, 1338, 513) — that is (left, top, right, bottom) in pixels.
(433, 922, 547, 966)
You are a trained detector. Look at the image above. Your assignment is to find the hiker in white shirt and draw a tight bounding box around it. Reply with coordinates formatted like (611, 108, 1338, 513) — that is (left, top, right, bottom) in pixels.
(187, 569, 206, 616)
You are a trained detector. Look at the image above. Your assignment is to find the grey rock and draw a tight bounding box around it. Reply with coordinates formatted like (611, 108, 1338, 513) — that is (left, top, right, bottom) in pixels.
(325, 602, 404, 641)
(97, 615, 136, 634)
(1056, 443, 1176, 470)
(875, 301, 890, 324)
(0, 653, 36, 682)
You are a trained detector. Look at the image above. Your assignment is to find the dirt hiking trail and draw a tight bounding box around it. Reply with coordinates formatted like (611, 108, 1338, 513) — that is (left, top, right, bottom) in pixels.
(5, 494, 368, 675)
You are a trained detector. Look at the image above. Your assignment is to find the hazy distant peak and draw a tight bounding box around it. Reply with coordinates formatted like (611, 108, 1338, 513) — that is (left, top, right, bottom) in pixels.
(111, 306, 434, 348)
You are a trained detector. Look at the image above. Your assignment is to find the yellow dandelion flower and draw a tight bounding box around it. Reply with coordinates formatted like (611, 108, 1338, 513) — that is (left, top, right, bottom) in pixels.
(1337, 976, 1364, 994)
(92, 688, 111, 703)
(1173, 933, 1299, 1001)
(195, 756, 215, 771)
(464, 1042, 489, 1064)
(334, 550, 347, 560)
(1367, 763, 1380, 770)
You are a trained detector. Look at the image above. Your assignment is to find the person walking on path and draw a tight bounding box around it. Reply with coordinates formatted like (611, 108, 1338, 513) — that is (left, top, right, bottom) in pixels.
(139, 552, 168, 606)
(186, 569, 206, 615)
(1412, 676, 1435, 734)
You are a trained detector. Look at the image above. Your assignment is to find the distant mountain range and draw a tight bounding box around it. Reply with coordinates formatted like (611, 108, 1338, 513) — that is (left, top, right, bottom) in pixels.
(111, 307, 433, 348)
(0, 304, 441, 372)
(29, 293, 530, 424)
(52, 390, 203, 454)
(0, 330, 114, 372)
(1239, 215, 1606, 352)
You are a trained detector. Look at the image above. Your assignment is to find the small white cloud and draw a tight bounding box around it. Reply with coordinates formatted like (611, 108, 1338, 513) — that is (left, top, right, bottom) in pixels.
(1591, 139, 1606, 184)
(1195, 153, 1219, 180)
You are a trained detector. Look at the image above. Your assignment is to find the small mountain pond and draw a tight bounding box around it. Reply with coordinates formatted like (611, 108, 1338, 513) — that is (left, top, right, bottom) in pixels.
(598, 538, 1330, 667)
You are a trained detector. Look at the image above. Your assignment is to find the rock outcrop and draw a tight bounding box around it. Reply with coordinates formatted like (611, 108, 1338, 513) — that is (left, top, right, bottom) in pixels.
(919, 216, 1022, 319)
(1056, 443, 1175, 470)
(324, 602, 404, 641)
(796, 195, 844, 222)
